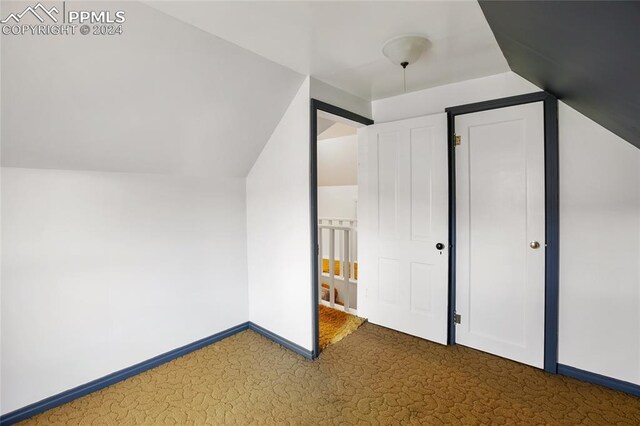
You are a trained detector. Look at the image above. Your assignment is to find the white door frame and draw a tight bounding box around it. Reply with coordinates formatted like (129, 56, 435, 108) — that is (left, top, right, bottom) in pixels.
(445, 92, 560, 374)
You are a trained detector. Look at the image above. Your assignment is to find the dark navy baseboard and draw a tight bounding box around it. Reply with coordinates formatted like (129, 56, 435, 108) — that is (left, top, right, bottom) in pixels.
(558, 364, 640, 397)
(0, 321, 312, 425)
(248, 322, 314, 359)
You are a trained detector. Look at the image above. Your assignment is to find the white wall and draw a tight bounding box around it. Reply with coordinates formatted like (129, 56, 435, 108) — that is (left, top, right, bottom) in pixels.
(318, 186, 358, 220)
(246, 78, 313, 350)
(372, 71, 640, 385)
(1, 1, 260, 414)
(318, 135, 358, 187)
(318, 185, 358, 260)
(1, 168, 248, 413)
(557, 106, 640, 383)
(373, 72, 538, 123)
(0, 5, 4, 410)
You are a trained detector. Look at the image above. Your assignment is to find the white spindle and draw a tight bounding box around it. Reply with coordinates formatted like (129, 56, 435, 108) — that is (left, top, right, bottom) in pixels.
(343, 229, 350, 313)
(329, 228, 335, 308)
(339, 227, 346, 282)
(339, 220, 344, 277)
(317, 218, 358, 314)
(349, 225, 357, 281)
(318, 227, 323, 295)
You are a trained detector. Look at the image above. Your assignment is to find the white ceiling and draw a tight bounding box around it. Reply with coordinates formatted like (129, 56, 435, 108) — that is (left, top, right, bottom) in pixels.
(147, 1, 509, 100)
(1, 1, 304, 176)
(2, 1, 510, 177)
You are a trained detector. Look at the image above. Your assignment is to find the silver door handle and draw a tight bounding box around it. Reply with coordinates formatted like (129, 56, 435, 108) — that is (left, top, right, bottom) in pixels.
(530, 241, 540, 249)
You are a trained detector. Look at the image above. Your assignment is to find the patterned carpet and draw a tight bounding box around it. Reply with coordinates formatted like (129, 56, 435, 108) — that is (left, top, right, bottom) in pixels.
(318, 305, 365, 350)
(22, 323, 640, 425)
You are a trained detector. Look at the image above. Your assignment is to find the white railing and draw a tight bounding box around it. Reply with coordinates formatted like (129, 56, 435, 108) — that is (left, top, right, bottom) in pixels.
(318, 218, 357, 313)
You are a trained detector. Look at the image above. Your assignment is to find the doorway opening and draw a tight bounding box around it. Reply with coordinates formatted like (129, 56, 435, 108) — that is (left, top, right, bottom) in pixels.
(310, 100, 373, 357)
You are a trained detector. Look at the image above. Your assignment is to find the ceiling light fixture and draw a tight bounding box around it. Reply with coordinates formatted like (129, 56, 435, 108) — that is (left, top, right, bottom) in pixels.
(382, 35, 430, 92)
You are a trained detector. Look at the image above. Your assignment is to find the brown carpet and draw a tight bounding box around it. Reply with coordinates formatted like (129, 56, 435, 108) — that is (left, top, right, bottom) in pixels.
(21, 323, 640, 425)
(318, 304, 365, 350)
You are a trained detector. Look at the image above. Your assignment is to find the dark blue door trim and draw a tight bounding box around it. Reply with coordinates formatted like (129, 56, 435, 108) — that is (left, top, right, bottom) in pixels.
(445, 92, 559, 374)
(309, 99, 373, 358)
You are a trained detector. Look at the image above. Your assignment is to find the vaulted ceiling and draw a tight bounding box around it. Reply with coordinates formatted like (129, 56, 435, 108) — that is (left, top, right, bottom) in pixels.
(147, 1, 509, 101)
(480, 1, 640, 149)
(6, 1, 634, 178)
(1, 1, 304, 176)
(4, 0, 512, 176)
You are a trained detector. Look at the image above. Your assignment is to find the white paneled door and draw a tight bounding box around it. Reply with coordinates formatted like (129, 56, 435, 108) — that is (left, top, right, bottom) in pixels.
(455, 102, 545, 368)
(359, 114, 449, 344)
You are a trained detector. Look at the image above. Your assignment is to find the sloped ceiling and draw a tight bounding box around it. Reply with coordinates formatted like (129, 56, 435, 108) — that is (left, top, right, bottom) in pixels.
(319, 123, 357, 141)
(1, 1, 304, 177)
(480, 1, 640, 149)
(2, 1, 513, 177)
(147, 1, 509, 100)
(317, 118, 335, 136)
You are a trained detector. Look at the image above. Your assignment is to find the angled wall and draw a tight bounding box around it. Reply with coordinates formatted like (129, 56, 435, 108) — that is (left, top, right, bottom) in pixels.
(246, 78, 372, 352)
(0, 2, 303, 177)
(557, 106, 640, 382)
(246, 78, 313, 350)
(0, 1, 275, 414)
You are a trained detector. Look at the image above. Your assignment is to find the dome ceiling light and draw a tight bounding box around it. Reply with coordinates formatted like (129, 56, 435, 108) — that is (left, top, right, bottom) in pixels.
(382, 35, 431, 92)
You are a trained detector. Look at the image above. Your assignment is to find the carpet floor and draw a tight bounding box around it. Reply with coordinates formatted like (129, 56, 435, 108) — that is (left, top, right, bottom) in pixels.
(318, 305, 365, 350)
(22, 323, 640, 425)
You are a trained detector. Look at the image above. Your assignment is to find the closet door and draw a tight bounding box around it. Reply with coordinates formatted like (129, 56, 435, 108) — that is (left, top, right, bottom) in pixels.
(358, 113, 449, 344)
(455, 102, 545, 368)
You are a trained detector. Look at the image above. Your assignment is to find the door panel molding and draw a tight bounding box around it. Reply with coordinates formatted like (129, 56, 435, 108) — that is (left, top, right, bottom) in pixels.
(445, 92, 559, 374)
(360, 114, 449, 345)
(455, 103, 545, 368)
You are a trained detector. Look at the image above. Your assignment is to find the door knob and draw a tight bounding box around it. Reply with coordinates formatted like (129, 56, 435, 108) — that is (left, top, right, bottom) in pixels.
(530, 241, 541, 249)
(436, 243, 445, 250)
